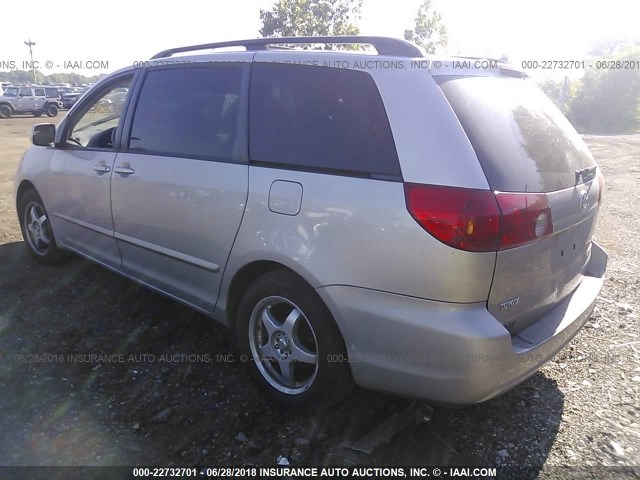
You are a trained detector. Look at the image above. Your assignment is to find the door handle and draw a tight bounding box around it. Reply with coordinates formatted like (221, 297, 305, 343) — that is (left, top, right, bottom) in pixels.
(93, 164, 111, 173)
(114, 165, 135, 175)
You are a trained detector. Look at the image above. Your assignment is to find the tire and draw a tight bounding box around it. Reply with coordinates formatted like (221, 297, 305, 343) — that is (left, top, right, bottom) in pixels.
(45, 103, 58, 117)
(236, 270, 353, 412)
(18, 189, 64, 265)
(0, 104, 12, 118)
(33, 110, 44, 117)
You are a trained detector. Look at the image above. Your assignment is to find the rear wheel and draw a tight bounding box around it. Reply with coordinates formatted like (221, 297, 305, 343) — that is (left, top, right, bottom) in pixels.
(236, 271, 353, 411)
(45, 103, 58, 117)
(18, 189, 64, 265)
(0, 104, 12, 118)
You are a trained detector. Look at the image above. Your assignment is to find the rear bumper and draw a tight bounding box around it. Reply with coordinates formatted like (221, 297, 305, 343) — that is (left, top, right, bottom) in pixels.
(316, 242, 607, 405)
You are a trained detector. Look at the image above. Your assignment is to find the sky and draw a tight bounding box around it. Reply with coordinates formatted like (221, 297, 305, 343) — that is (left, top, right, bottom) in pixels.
(1, 0, 639, 80)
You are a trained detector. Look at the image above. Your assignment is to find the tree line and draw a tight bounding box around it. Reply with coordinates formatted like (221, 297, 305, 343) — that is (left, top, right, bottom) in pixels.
(539, 44, 640, 134)
(259, 0, 447, 54)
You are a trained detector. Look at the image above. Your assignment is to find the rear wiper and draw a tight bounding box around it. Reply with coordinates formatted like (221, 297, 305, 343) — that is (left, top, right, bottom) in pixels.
(575, 166, 597, 184)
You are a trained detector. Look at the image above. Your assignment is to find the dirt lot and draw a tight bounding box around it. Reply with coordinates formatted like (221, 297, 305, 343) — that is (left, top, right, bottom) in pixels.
(0, 116, 638, 477)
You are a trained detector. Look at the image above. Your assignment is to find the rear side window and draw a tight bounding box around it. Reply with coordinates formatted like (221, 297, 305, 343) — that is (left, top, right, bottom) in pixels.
(129, 65, 243, 161)
(436, 76, 595, 193)
(249, 63, 401, 178)
(34, 88, 45, 96)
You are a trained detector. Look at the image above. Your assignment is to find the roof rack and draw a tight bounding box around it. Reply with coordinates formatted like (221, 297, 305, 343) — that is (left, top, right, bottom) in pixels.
(150, 36, 423, 59)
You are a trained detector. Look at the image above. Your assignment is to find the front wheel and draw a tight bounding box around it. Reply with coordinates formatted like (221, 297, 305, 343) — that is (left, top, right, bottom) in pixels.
(18, 189, 64, 265)
(236, 271, 353, 411)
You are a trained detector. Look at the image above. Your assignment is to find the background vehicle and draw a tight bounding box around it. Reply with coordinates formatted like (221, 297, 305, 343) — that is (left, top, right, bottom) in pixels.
(14, 36, 607, 411)
(0, 86, 59, 118)
(61, 86, 91, 109)
(96, 88, 128, 113)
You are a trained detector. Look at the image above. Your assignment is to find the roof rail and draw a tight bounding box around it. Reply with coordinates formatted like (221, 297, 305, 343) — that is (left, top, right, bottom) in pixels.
(150, 36, 423, 59)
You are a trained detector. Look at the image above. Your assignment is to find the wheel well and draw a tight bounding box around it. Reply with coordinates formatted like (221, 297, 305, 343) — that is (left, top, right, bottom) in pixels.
(0, 102, 14, 112)
(16, 181, 36, 207)
(226, 260, 309, 326)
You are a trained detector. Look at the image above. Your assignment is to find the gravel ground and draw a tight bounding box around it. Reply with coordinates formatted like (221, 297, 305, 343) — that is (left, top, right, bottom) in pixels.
(0, 118, 638, 478)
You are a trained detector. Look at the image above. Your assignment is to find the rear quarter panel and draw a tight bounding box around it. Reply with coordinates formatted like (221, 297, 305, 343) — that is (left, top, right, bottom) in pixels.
(217, 166, 496, 315)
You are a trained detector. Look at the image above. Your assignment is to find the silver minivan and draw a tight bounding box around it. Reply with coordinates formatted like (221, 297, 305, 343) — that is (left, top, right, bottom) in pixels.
(14, 36, 607, 411)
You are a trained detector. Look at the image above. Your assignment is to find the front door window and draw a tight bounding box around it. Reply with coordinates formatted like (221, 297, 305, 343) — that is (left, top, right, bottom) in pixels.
(66, 79, 132, 149)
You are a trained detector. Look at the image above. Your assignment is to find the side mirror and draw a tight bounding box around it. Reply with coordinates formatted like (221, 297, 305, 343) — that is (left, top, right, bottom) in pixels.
(32, 123, 56, 146)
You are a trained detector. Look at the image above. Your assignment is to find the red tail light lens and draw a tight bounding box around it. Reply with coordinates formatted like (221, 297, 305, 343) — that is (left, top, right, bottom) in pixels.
(404, 183, 554, 252)
(404, 183, 500, 252)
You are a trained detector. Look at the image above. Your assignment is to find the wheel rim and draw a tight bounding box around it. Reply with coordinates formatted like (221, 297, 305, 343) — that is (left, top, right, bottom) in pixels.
(248, 296, 319, 395)
(23, 201, 52, 256)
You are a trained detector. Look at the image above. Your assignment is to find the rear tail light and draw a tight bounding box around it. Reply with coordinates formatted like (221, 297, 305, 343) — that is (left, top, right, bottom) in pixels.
(404, 183, 553, 252)
(404, 184, 500, 252)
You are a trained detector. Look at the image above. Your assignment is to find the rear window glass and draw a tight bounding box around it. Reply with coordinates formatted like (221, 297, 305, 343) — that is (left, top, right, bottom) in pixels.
(436, 76, 595, 192)
(249, 63, 401, 178)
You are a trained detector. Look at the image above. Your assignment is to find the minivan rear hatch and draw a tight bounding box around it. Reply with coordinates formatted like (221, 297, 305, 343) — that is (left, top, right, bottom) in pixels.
(436, 74, 602, 333)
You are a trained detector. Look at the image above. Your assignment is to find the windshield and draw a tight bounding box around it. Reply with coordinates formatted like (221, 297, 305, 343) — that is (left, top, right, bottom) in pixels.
(436, 75, 595, 193)
(2, 87, 18, 97)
